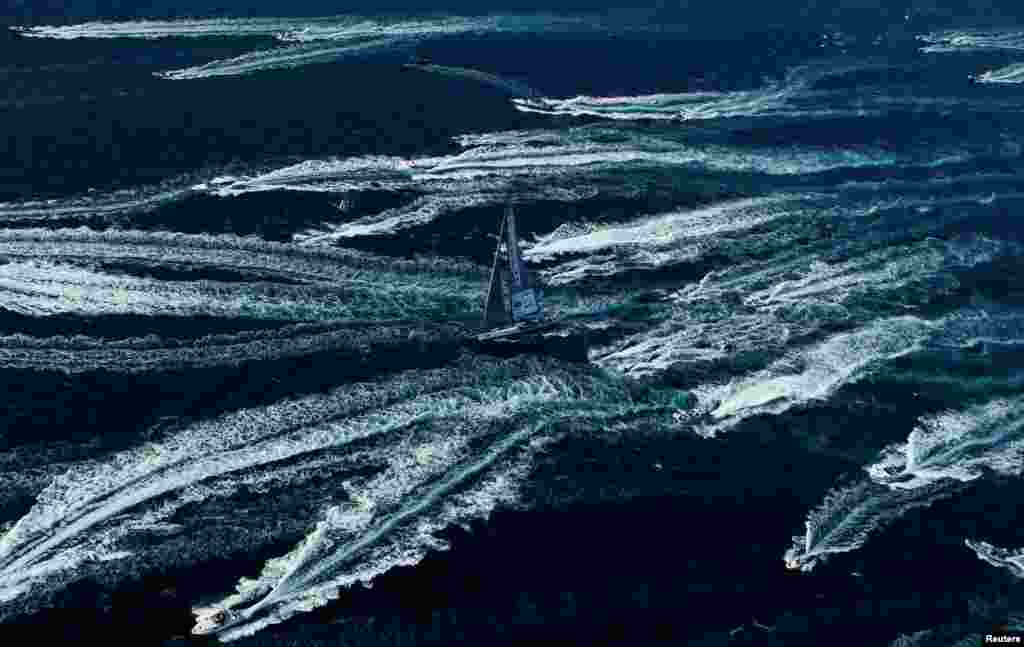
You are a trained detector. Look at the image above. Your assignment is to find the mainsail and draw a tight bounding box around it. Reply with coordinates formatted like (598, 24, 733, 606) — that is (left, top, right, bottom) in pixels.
(481, 205, 544, 327)
(482, 210, 511, 327)
(505, 205, 544, 322)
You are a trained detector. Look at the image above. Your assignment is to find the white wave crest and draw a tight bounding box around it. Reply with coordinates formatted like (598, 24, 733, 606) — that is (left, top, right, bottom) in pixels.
(15, 14, 627, 80)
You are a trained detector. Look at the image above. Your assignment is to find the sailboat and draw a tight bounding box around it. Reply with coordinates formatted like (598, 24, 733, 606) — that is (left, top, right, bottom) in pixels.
(470, 205, 589, 362)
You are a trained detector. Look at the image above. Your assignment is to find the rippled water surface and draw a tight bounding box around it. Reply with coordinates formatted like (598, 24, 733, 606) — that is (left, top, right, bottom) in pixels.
(3, 4, 1024, 646)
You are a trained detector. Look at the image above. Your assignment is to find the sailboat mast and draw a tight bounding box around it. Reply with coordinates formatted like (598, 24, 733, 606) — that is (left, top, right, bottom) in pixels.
(482, 210, 510, 327)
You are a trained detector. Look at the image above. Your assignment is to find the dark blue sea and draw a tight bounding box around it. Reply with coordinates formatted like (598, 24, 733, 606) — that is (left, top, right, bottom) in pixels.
(2, 2, 1024, 645)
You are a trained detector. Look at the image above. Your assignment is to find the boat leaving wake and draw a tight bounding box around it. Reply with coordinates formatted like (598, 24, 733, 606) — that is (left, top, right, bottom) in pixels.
(0, 352, 680, 636)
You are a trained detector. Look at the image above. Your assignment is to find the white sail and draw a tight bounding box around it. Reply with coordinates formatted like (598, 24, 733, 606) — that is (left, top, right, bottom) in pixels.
(505, 205, 544, 322)
(482, 211, 511, 327)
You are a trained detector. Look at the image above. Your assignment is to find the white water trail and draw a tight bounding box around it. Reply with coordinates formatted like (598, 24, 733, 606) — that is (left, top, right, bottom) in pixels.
(0, 259, 478, 322)
(15, 13, 627, 80)
(783, 479, 959, 572)
(976, 63, 1024, 85)
(525, 196, 798, 261)
(693, 316, 936, 437)
(0, 357, 610, 604)
(156, 38, 406, 80)
(512, 61, 895, 122)
(965, 539, 1024, 578)
(866, 396, 1024, 490)
(917, 29, 1024, 54)
(786, 394, 1024, 572)
(196, 381, 663, 641)
(0, 321, 461, 374)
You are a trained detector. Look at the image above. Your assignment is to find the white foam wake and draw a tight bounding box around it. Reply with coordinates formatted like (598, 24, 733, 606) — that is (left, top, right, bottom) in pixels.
(693, 316, 936, 437)
(15, 13, 629, 80)
(786, 393, 1024, 572)
(975, 63, 1024, 85)
(866, 396, 1024, 490)
(14, 15, 497, 43)
(0, 228, 483, 285)
(783, 478, 958, 572)
(525, 196, 797, 262)
(917, 29, 1024, 54)
(13, 14, 607, 43)
(156, 38, 407, 80)
(0, 356, 628, 605)
(512, 60, 894, 122)
(594, 236, 1014, 384)
(0, 186, 197, 223)
(6, 124, 975, 244)
(965, 539, 1024, 578)
(193, 369, 671, 641)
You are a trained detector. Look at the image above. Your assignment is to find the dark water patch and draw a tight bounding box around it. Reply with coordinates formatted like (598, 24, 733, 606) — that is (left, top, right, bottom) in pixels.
(0, 407, 1009, 646)
(725, 110, 1017, 150)
(844, 477, 1024, 627)
(0, 311, 291, 339)
(831, 170, 1024, 202)
(793, 155, 1022, 190)
(198, 426, 934, 646)
(810, 64, 931, 91)
(136, 190, 348, 242)
(1, 62, 546, 201)
(132, 188, 425, 241)
(829, 200, 1022, 260)
(0, 518, 311, 645)
(0, 25, 273, 68)
(870, 347, 1024, 408)
(0, 329, 466, 458)
(947, 256, 1024, 305)
(415, 27, 827, 98)
(938, 197, 1024, 243)
(709, 378, 947, 468)
(93, 260, 307, 285)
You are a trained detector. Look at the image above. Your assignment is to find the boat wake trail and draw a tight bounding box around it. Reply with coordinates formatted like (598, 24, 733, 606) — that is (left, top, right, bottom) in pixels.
(0, 354, 676, 636)
(15, 14, 624, 81)
(692, 316, 936, 437)
(785, 393, 1024, 572)
(512, 60, 906, 122)
(867, 397, 1024, 490)
(783, 478, 959, 573)
(918, 28, 1024, 85)
(966, 539, 1024, 579)
(0, 228, 487, 372)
